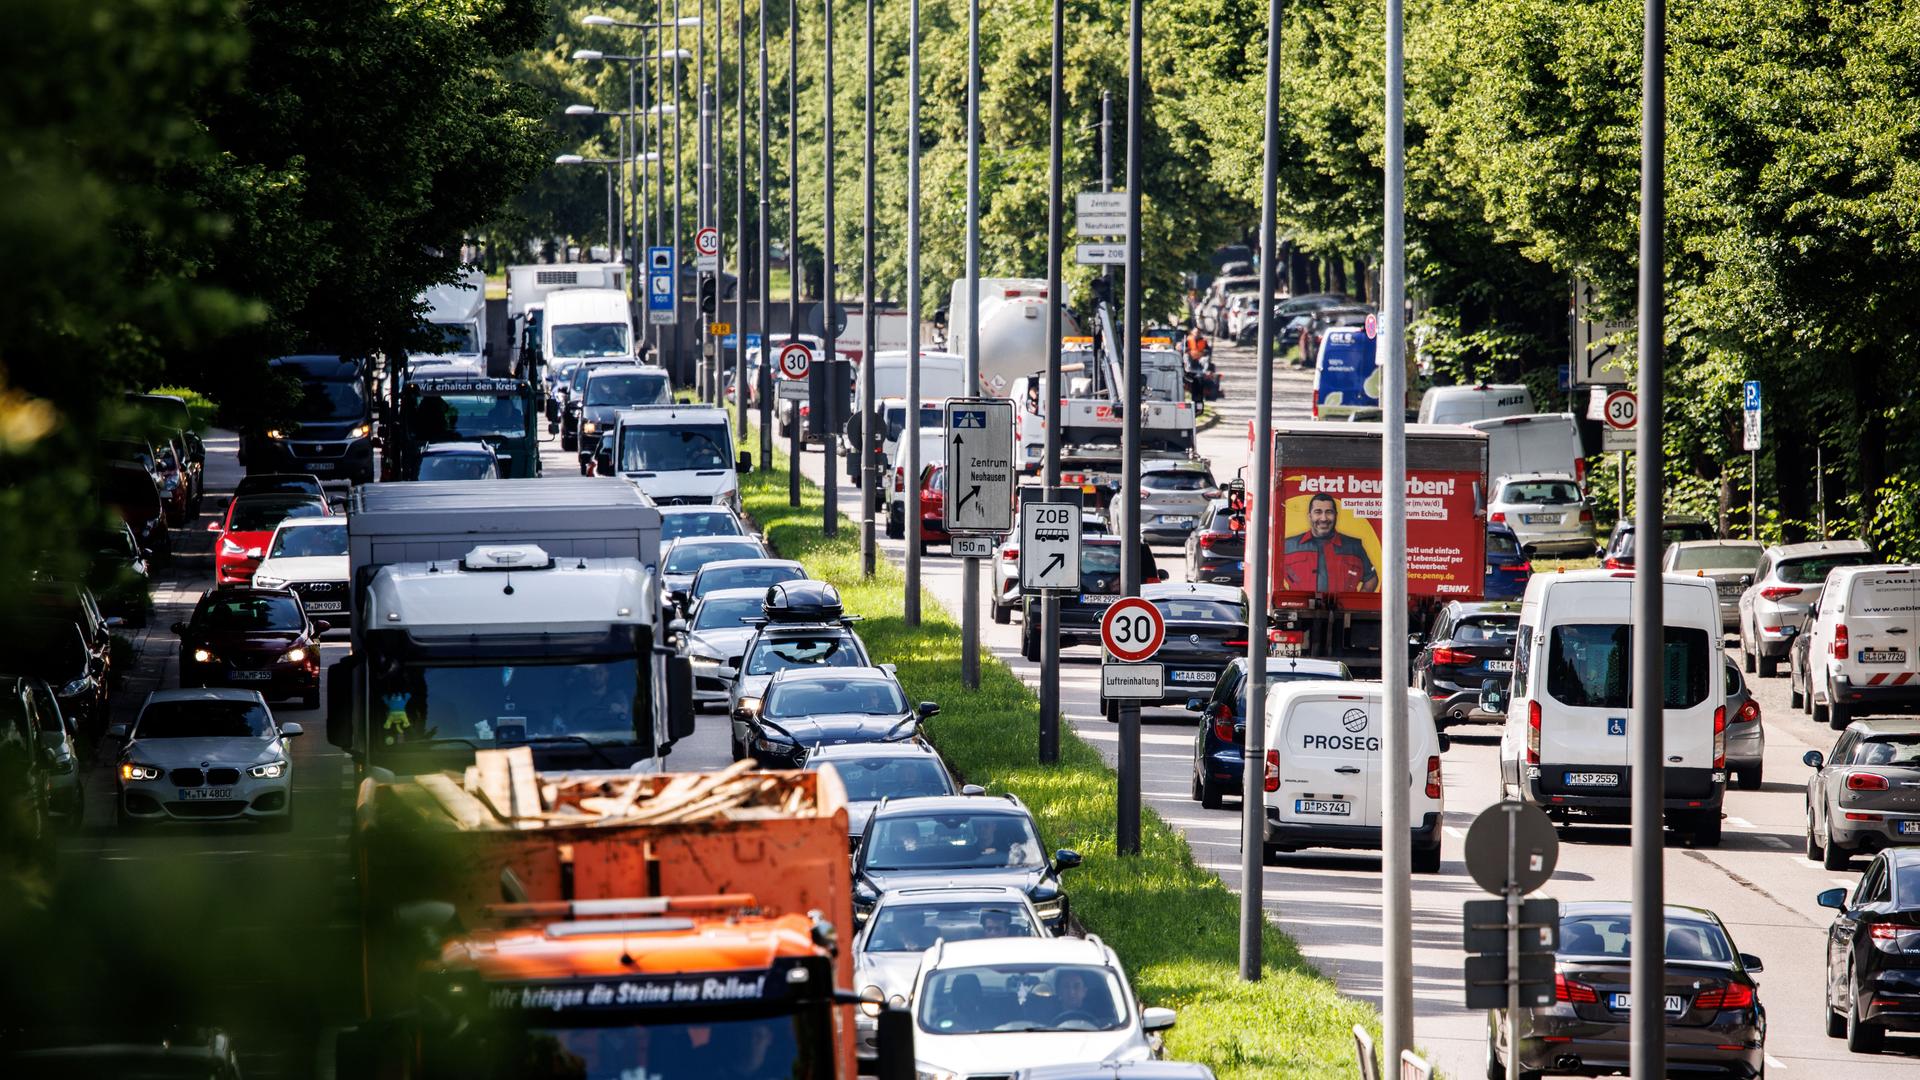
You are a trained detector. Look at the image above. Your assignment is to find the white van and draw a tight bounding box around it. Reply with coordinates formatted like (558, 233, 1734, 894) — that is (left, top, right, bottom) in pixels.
(543, 288, 634, 362)
(1802, 564, 1920, 729)
(1418, 383, 1535, 425)
(608, 404, 740, 511)
(1468, 413, 1587, 486)
(844, 350, 967, 465)
(416, 268, 488, 368)
(1259, 682, 1444, 873)
(1493, 569, 1727, 844)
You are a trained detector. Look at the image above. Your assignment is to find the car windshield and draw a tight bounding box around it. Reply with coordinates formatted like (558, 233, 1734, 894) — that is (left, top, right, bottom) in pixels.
(416, 452, 496, 480)
(1154, 597, 1247, 623)
(197, 595, 304, 631)
(1778, 552, 1878, 585)
(587, 373, 670, 406)
(269, 524, 347, 559)
(374, 659, 643, 746)
(551, 322, 631, 358)
(620, 423, 732, 472)
(864, 812, 1044, 871)
(885, 405, 946, 442)
(430, 322, 477, 353)
(665, 540, 765, 575)
(474, 1015, 824, 1080)
(1143, 471, 1215, 492)
(1082, 544, 1122, 577)
(1545, 624, 1711, 709)
(918, 963, 1125, 1035)
(1557, 915, 1734, 965)
(1454, 615, 1518, 645)
(1501, 480, 1580, 504)
(746, 634, 863, 676)
(1850, 736, 1920, 767)
(662, 511, 744, 541)
(1487, 531, 1520, 557)
(1669, 544, 1762, 572)
(410, 393, 526, 438)
(695, 565, 804, 597)
(136, 699, 274, 739)
(765, 678, 905, 718)
(692, 594, 767, 630)
(294, 378, 365, 421)
(864, 900, 1039, 952)
(816, 755, 951, 802)
(229, 498, 326, 533)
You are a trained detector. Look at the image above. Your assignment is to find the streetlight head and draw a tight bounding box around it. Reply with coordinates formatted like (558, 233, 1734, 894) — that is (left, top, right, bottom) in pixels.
(564, 104, 597, 116)
(655, 49, 692, 61)
(646, 105, 679, 116)
(581, 15, 615, 26)
(677, 16, 704, 25)
(571, 49, 604, 61)
(554, 154, 585, 165)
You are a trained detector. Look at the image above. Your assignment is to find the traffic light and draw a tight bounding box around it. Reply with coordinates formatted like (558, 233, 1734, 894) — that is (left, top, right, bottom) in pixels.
(698, 276, 717, 315)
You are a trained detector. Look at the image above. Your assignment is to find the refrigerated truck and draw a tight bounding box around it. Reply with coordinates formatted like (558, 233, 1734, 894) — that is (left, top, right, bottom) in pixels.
(1261, 422, 1489, 675)
(327, 478, 694, 777)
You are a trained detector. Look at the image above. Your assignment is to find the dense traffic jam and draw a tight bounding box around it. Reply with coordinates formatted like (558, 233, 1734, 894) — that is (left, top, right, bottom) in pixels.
(11, 275, 1919, 1078)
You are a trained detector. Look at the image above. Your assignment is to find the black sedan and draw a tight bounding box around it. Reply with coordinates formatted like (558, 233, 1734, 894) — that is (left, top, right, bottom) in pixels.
(1019, 538, 1162, 662)
(741, 667, 935, 769)
(1411, 600, 1519, 727)
(1820, 847, 1920, 1052)
(1136, 582, 1251, 706)
(853, 793, 1080, 933)
(1189, 655, 1350, 809)
(1486, 902, 1766, 1080)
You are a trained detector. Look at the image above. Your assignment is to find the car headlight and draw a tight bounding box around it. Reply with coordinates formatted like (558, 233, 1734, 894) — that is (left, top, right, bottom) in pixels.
(266, 429, 287, 440)
(220, 538, 249, 556)
(720, 488, 739, 505)
(283, 647, 308, 664)
(739, 696, 763, 714)
(249, 760, 287, 779)
(690, 655, 722, 668)
(858, 985, 886, 1018)
(192, 648, 215, 664)
(121, 763, 162, 782)
(753, 735, 791, 752)
(252, 575, 286, 589)
(581, 421, 597, 433)
(350, 424, 371, 439)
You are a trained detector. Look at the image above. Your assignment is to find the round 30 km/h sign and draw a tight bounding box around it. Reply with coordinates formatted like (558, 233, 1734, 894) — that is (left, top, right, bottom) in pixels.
(1101, 597, 1165, 663)
(1603, 389, 1637, 431)
(695, 226, 720, 258)
(777, 341, 813, 381)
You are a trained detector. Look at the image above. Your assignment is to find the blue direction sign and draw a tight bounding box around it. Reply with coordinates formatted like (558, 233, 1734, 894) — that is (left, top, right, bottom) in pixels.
(721, 333, 763, 350)
(647, 246, 675, 325)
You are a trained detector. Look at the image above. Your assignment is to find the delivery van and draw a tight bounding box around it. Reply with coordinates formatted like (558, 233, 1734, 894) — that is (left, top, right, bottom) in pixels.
(542, 288, 635, 362)
(1467, 413, 1587, 486)
(1490, 569, 1727, 845)
(1311, 326, 1378, 420)
(1259, 683, 1444, 873)
(1419, 383, 1535, 425)
(1803, 564, 1920, 729)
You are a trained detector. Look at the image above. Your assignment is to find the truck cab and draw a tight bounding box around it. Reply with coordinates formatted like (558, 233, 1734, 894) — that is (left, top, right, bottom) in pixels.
(603, 404, 742, 512)
(390, 376, 540, 480)
(244, 355, 376, 484)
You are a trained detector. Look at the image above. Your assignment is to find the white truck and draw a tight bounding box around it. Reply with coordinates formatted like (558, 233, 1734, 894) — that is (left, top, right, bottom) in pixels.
(944, 278, 1081, 397)
(505, 262, 628, 372)
(603, 403, 742, 512)
(327, 478, 693, 776)
(413, 268, 490, 375)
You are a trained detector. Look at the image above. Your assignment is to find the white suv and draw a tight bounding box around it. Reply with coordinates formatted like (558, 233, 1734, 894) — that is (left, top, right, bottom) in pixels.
(1486, 473, 1594, 556)
(907, 935, 1174, 1080)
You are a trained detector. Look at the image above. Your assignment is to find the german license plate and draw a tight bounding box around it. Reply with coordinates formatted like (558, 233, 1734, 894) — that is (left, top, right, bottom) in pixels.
(1159, 515, 1196, 526)
(1169, 669, 1217, 684)
(1081, 593, 1119, 604)
(1523, 513, 1558, 524)
(1718, 583, 1743, 597)
(1295, 799, 1350, 816)
(1564, 772, 1619, 787)
(308, 462, 334, 472)
(228, 670, 271, 682)
(1609, 993, 1685, 1015)
(180, 787, 235, 801)
(305, 601, 343, 612)
(1898, 820, 1920, 835)
(1486, 660, 1513, 673)
(1861, 648, 1906, 664)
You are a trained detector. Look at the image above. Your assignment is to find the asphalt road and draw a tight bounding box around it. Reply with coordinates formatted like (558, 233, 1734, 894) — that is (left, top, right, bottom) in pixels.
(781, 339, 1919, 1075)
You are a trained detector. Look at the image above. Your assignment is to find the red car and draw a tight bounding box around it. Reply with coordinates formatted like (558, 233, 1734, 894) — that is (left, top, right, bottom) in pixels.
(209, 493, 328, 584)
(915, 464, 951, 551)
(174, 586, 327, 708)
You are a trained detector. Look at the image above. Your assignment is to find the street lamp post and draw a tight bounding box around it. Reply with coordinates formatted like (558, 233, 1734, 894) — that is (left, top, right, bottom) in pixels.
(787, 0, 801, 508)
(903, 0, 922, 623)
(757, 0, 772, 470)
(859, 0, 876, 577)
(554, 154, 622, 258)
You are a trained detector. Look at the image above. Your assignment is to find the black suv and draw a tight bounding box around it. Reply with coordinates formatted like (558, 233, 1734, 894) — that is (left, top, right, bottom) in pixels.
(853, 794, 1081, 934)
(1019, 538, 1162, 661)
(1410, 600, 1520, 726)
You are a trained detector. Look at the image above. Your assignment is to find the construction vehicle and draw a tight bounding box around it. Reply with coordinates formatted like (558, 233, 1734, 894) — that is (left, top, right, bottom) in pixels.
(338, 751, 914, 1079)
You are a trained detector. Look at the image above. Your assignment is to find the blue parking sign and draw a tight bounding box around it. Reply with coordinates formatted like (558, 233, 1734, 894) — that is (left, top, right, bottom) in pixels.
(1743, 380, 1761, 411)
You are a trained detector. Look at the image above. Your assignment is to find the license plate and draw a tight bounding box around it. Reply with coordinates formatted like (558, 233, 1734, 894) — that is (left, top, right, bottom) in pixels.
(228, 670, 271, 682)
(305, 601, 343, 612)
(1159, 515, 1196, 526)
(1081, 593, 1119, 604)
(1608, 993, 1686, 1015)
(1294, 799, 1350, 816)
(1718, 583, 1743, 597)
(1523, 513, 1559, 524)
(1861, 648, 1907, 664)
(179, 787, 235, 801)
(308, 462, 334, 472)
(1170, 670, 1217, 684)
(1898, 820, 1920, 835)
(1485, 660, 1513, 672)
(1564, 772, 1619, 787)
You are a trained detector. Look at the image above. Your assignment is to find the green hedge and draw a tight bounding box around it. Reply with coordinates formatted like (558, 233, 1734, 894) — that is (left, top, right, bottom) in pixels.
(739, 444, 1385, 1079)
(147, 386, 219, 433)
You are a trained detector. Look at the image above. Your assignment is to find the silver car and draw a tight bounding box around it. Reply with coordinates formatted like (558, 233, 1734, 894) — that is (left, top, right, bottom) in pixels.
(1736, 539, 1877, 678)
(1803, 717, 1920, 870)
(1722, 654, 1764, 790)
(1109, 462, 1218, 545)
(683, 587, 770, 710)
(1487, 473, 1595, 556)
(1662, 540, 1764, 633)
(110, 688, 301, 829)
(853, 886, 1046, 1062)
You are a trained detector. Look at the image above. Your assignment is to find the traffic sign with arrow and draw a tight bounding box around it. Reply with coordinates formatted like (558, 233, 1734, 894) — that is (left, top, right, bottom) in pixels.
(942, 398, 1014, 534)
(1020, 501, 1082, 591)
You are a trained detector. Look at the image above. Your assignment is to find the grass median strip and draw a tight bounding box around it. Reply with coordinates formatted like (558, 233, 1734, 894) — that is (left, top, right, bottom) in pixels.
(739, 445, 1386, 1079)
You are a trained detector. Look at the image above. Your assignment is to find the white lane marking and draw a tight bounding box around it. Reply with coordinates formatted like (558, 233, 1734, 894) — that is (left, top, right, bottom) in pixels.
(1765, 1055, 1785, 1070)
(1444, 826, 1466, 839)
(1728, 816, 1755, 828)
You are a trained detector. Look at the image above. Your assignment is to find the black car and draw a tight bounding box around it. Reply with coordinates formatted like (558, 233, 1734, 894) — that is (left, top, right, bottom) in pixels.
(1189, 655, 1350, 809)
(0, 618, 106, 743)
(559, 358, 631, 452)
(98, 458, 171, 566)
(728, 621, 879, 753)
(1019, 538, 1162, 661)
(84, 522, 152, 627)
(1184, 498, 1245, 586)
(804, 740, 973, 846)
(175, 587, 328, 708)
(1820, 847, 1920, 1051)
(1411, 601, 1520, 726)
(1486, 902, 1766, 1080)
(1136, 582, 1250, 706)
(574, 366, 671, 473)
(740, 667, 935, 769)
(1600, 515, 1715, 570)
(853, 793, 1081, 934)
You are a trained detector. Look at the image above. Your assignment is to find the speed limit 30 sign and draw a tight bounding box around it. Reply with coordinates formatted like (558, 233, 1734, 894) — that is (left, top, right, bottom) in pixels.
(1101, 597, 1165, 663)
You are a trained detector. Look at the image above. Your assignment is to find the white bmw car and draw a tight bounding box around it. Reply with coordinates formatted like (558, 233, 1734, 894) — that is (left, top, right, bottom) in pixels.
(110, 688, 301, 829)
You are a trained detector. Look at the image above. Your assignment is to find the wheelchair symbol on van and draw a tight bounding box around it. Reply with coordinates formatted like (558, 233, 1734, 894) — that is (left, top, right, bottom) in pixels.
(1607, 717, 1626, 736)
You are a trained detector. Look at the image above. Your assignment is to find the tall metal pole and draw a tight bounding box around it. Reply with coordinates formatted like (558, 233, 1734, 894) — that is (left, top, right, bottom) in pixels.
(1630, 0, 1668, 1077)
(736, 0, 748, 441)
(959, 0, 981, 690)
(1116, 0, 1143, 856)
(639, 54, 652, 354)
(627, 62, 639, 278)
(697, 4, 709, 398)
(757, 0, 772, 469)
(822, 0, 839, 537)
(675, 5, 685, 381)
(1241, 0, 1283, 983)
(715, 2, 728, 406)
(903, 0, 923, 625)
(1101, 89, 1112, 295)
(1038, 0, 1064, 764)
(858, 0, 877, 579)
(787, 0, 801, 508)
(1379, 0, 1412, 1062)
(643, 33, 656, 357)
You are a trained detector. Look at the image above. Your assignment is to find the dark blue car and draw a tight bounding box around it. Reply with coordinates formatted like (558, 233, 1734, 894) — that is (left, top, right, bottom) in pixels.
(1188, 655, 1350, 809)
(1484, 522, 1532, 601)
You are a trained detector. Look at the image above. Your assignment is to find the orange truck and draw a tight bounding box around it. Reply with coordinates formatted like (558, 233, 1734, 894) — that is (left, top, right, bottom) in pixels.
(339, 753, 914, 1079)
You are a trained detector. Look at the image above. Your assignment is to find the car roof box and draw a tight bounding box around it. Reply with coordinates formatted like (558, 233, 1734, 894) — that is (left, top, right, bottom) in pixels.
(764, 579, 843, 623)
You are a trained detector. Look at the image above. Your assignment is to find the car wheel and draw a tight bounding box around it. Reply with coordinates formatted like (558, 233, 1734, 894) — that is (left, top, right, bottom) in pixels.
(1847, 984, 1884, 1053)
(992, 602, 1010, 626)
(1691, 812, 1723, 848)
(1790, 673, 1805, 710)
(301, 689, 320, 711)
(1827, 999, 1847, 1039)
(885, 514, 903, 540)
(1198, 772, 1223, 810)
(1743, 639, 1756, 674)
(1813, 693, 1829, 726)
(1829, 698, 1851, 731)
(1413, 843, 1441, 874)
(1021, 621, 1041, 663)
(1806, 809, 1824, 861)
(1735, 765, 1762, 791)
(1260, 843, 1281, 867)
(1757, 654, 1779, 679)
(1823, 828, 1851, 871)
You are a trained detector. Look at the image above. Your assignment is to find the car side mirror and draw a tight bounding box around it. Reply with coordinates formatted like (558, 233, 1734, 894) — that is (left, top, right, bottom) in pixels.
(1054, 848, 1082, 870)
(1739, 953, 1763, 973)
(1816, 887, 1847, 911)
(667, 618, 689, 637)
(280, 722, 304, 737)
(917, 701, 940, 720)
(104, 616, 126, 630)
(737, 451, 753, 474)
(1185, 697, 1204, 712)
(670, 590, 690, 609)
(171, 622, 188, 636)
(1803, 750, 1824, 769)
(106, 724, 128, 741)
(717, 666, 739, 681)
(1478, 682, 1510, 717)
(594, 447, 614, 476)
(206, 521, 223, 532)
(1141, 1006, 1177, 1032)
(312, 620, 332, 635)
(1157, 569, 1170, 582)
(960, 784, 985, 796)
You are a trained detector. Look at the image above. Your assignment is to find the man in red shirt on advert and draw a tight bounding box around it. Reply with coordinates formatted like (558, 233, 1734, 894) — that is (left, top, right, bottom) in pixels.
(1283, 492, 1380, 593)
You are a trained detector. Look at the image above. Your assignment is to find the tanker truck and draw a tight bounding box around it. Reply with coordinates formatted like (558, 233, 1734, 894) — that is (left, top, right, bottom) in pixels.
(943, 278, 1081, 397)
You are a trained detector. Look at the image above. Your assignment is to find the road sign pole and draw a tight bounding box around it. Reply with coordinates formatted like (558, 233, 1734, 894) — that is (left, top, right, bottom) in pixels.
(757, 0, 771, 473)
(859, 0, 877, 580)
(961, 0, 982, 691)
(822, 0, 838, 539)
(736, 0, 748, 443)
(903, 0, 922, 625)
(1116, 0, 1144, 858)
(787, 0, 801, 509)
(1506, 819, 1521, 1080)
(1241, 0, 1282, 983)
(1631, 1, 1668, 1076)
(1040, 0, 1065, 766)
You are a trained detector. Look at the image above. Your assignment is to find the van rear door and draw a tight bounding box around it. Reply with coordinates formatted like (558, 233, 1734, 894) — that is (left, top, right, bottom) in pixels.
(1839, 566, 1920, 688)
(1272, 691, 1380, 827)
(1472, 414, 1586, 485)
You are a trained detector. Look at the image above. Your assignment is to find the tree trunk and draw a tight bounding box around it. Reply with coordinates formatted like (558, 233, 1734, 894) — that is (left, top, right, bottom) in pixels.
(1328, 260, 1346, 296)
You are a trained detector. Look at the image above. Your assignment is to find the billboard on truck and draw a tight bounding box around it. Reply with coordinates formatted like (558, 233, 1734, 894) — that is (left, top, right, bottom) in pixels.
(1274, 464, 1485, 602)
